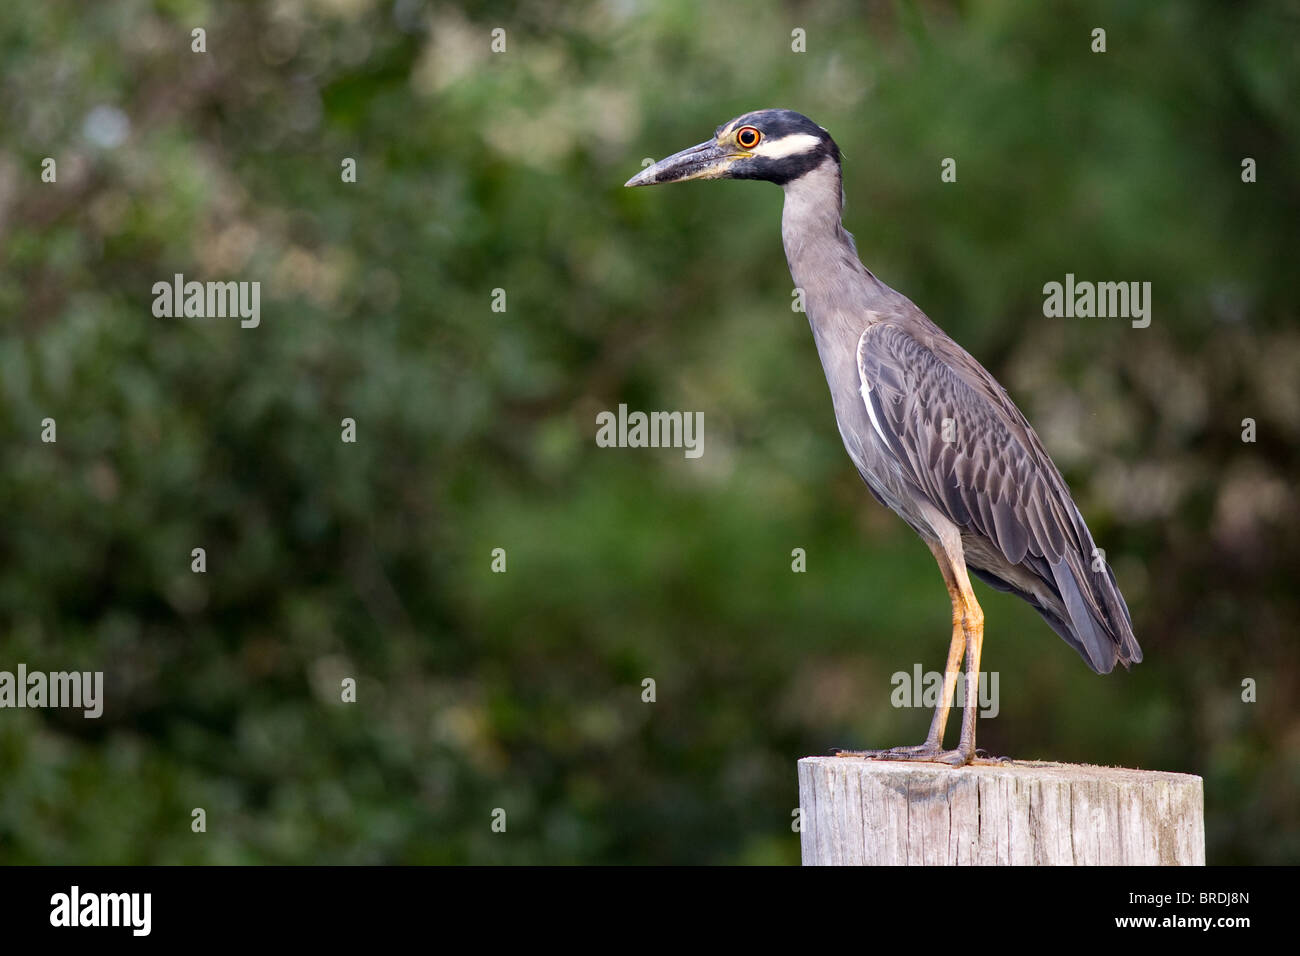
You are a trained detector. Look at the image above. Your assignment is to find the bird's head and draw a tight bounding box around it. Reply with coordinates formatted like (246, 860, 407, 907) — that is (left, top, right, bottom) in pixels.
(624, 109, 840, 189)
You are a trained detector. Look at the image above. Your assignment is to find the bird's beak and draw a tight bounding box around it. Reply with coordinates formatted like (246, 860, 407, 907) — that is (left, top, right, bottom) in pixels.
(624, 139, 735, 187)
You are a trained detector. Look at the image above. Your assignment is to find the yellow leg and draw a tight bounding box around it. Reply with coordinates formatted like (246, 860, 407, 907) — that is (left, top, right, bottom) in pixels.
(835, 528, 992, 767)
(920, 538, 966, 749)
(952, 562, 985, 759)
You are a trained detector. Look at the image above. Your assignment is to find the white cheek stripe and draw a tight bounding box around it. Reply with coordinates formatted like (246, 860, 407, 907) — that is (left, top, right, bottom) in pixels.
(750, 132, 822, 159)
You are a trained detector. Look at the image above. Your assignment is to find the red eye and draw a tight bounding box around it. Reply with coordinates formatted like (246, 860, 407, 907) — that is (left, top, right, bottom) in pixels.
(736, 126, 761, 149)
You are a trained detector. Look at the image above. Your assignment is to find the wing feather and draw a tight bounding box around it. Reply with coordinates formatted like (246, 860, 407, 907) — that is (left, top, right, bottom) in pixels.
(855, 320, 1141, 671)
(855, 322, 1044, 564)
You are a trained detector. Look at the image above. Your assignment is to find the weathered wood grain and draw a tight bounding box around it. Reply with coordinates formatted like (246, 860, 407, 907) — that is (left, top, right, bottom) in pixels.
(798, 756, 1205, 865)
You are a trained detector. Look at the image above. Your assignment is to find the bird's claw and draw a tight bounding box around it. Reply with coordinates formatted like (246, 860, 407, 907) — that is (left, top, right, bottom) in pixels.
(833, 745, 972, 766)
(831, 744, 1014, 766)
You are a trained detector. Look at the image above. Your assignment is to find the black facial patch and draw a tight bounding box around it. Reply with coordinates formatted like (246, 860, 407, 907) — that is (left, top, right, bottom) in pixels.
(729, 150, 836, 185)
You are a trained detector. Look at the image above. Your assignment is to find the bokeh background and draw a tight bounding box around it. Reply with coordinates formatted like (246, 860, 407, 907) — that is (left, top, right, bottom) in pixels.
(1, 0, 1297, 864)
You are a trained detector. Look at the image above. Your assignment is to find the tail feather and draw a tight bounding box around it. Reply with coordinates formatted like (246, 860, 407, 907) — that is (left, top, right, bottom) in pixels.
(969, 546, 1141, 675)
(1050, 557, 1124, 674)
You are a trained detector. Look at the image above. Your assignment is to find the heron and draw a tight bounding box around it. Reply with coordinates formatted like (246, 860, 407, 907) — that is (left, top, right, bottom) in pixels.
(625, 109, 1141, 766)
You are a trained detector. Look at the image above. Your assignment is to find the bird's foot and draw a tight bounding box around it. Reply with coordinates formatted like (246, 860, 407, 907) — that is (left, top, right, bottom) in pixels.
(971, 748, 1013, 765)
(832, 744, 972, 766)
(831, 745, 1012, 767)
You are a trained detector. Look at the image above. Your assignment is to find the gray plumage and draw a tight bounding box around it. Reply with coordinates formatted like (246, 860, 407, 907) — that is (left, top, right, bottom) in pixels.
(782, 153, 1139, 675)
(627, 108, 1140, 762)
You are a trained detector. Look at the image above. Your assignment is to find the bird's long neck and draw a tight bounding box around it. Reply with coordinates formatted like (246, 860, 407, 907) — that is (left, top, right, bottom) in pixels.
(781, 158, 889, 329)
(781, 156, 896, 437)
(781, 157, 845, 250)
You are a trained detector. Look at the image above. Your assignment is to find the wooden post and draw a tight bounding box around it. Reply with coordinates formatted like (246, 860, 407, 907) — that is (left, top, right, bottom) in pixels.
(798, 756, 1205, 865)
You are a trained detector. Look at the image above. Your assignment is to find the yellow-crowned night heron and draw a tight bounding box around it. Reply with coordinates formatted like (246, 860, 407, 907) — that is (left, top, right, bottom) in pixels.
(626, 109, 1141, 766)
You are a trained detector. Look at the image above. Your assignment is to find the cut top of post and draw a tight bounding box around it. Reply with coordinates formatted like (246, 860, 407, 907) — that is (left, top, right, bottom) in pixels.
(797, 756, 1205, 866)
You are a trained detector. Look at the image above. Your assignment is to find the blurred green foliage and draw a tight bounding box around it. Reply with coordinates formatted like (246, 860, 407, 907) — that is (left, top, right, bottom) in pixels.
(1, 0, 1298, 864)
